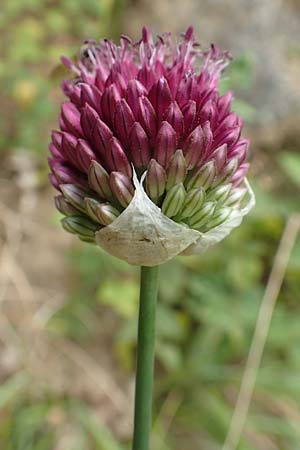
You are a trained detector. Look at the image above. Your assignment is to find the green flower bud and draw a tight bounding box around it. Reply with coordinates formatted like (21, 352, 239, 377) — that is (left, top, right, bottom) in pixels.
(162, 183, 186, 218)
(186, 160, 216, 191)
(61, 215, 99, 239)
(205, 206, 232, 230)
(188, 201, 216, 229)
(84, 197, 102, 222)
(207, 184, 232, 205)
(212, 158, 238, 187)
(180, 187, 206, 219)
(166, 149, 187, 190)
(225, 187, 247, 206)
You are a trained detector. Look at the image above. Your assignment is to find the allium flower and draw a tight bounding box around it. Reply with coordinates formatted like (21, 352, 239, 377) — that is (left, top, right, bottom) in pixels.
(49, 27, 255, 266)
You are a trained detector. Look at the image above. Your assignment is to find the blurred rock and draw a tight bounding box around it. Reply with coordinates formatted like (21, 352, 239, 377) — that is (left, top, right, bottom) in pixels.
(124, 0, 300, 125)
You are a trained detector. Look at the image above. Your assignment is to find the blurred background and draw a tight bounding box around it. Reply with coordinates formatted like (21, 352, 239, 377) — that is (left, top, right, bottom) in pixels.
(0, 0, 300, 449)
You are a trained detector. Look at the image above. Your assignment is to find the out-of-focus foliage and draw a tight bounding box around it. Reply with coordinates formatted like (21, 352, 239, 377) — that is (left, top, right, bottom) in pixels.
(1, 2, 300, 450)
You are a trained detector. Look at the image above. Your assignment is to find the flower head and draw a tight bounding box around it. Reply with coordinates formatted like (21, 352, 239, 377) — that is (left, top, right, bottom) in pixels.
(49, 27, 254, 266)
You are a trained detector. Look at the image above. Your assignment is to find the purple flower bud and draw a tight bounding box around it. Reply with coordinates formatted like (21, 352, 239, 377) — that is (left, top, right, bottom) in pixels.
(61, 132, 78, 166)
(182, 100, 196, 136)
(154, 122, 177, 168)
(148, 77, 172, 121)
(100, 84, 121, 127)
(61, 102, 83, 137)
(231, 163, 249, 187)
(114, 99, 135, 146)
(183, 123, 212, 169)
(80, 104, 99, 140)
(126, 79, 147, 117)
(60, 184, 90, 212)
(88, 160, 113, 200)
(137, 96, 157, 143)
(80, 83, 102, 114)
(164, 101, 184, 137)
(162, 183, 186, 218)
(217, 92, 233, 121)
(92, 117, 113, 157)
(145, 159, 166, 202)
(55, 195, 79, 216)
(106, 137, 132, 178)
(76, 139, 96, 172)
(129, 122, 151, 168)
(110, 171, 134, 208)
(166, 149, 187, 190)
(230, 139, 249, 163)
(211, 144, 228, 171)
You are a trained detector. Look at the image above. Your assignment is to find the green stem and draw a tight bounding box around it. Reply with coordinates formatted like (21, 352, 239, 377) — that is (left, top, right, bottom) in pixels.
(132, 265, 159, 450)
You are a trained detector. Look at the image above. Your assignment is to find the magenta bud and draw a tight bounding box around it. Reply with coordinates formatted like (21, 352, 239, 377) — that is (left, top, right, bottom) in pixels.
(186, 160, 216, 191)
(137, 65, 156, 91)
(145, 159, 167, 202)
(129, 122, 151, 168)
(166, 149, 187, 190)
(80, 83, 102, 114)
(49, 142, 63, 159)
(61, 102, 83, 137)
(211, 144, 228, 171)
(198, 99, 216, 128)
(100, 84, 121, 127)
(154, 121, 177, 168)
(55, 195, 79, 216)
(80, 104, 99, 140)
(52, 164, 83, 186)
(182, 100, 196, 136)
(183, 122, 212, 169)
(51, 131, 63, 149)
(217, 91, 233, 121)
(94, 203, 120, 226)
(137, 96, 157, 142)
(214, 126, 240, 149)
(61, 132, 78, 166)
(126, 79, 147, 117)
(164, 101, 184, 137)
(110, 171, 134, 208)
(231, 163, 249, 187)
(92, 117, 113, 157)
(106, 137, 132, 178)
(162, 183, 186, 218)
(60, 184, 90, 212)
(114, 99, 135, 146)
(148, 77, 172, 121)
(180, 187, 206, 219)
(88, 160, 113, 200)
(76, 139, 96, 172)
(230, 139, 249, 163)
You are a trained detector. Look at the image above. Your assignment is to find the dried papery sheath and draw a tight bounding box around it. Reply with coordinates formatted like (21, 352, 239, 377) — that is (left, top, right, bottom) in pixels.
(49, 26, 255, 266)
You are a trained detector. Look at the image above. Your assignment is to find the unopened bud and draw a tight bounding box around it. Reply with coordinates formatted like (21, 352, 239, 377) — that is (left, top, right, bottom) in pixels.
(207, 184, 232, 205)
(225, 187, 247, 206)
(95, 203, 120, 226)
(110, 172, 134, 208)
(88, 160, 113, 200)
(84, 197, 102, 222)
(60, 184, 89, 213)
(188, 201, 216, 229)
(205, 207, 232, 230)
(186, 160, 216, 191)
(166, 149, 187, 191)
(55, 195, 79, 216)
(213, 158, 238, 187)
(180, 187, 205, 219)
(162, 183, 186, 218)
(62, 215, 99, 239)
(145, 159, 167, 202)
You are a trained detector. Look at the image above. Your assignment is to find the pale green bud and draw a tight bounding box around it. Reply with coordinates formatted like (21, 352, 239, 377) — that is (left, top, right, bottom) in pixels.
(188, 201, 216, 229)
(162, 183, 186, 218)
(180, 187, 206, 219)
(166, 149, 187, 190)
(186, 160, 216, 191)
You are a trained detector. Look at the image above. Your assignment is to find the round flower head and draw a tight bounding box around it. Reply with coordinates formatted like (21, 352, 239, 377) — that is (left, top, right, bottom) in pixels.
(49, 27, 255, 266)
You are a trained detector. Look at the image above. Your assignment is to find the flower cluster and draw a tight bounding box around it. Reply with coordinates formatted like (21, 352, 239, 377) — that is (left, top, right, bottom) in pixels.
(49, 27, 253, 262)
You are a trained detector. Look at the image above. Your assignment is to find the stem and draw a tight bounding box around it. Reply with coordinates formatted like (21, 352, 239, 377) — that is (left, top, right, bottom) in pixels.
(132, 265, 159, 450)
